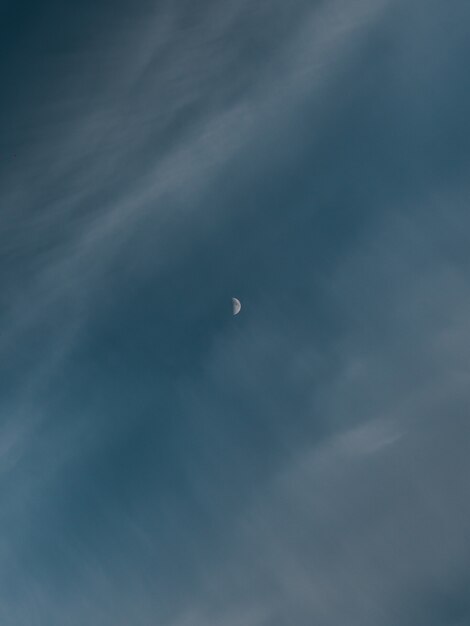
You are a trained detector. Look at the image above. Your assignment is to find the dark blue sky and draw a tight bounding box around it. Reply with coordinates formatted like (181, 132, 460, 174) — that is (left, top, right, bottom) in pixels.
(1, 1, 470, 624)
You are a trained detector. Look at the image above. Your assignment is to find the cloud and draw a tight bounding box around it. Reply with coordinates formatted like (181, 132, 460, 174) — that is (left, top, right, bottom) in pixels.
(2, 1, 470, 625)
(0, 0, 391, 481)
(0, 0, 385, 363)
(160, 183, 470, 626)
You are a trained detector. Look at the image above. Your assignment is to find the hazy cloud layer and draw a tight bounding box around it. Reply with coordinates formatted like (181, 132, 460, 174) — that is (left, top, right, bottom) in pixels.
(1, 0, 470, 624)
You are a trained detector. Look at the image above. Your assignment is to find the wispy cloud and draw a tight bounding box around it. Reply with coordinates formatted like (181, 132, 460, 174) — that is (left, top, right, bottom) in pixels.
(2, 0, 470, 625)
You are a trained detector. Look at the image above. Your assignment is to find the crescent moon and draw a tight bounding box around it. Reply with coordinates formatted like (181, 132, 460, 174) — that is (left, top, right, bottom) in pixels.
(232, 297, 241, 316)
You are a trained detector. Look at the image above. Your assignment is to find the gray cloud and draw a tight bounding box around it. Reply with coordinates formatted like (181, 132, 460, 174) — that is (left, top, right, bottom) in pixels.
(162, 200, 470, 626)
(1, 0, 470, 625)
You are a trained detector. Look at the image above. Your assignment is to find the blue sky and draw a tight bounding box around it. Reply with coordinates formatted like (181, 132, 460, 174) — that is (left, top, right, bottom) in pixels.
(1, 0, 470, 624)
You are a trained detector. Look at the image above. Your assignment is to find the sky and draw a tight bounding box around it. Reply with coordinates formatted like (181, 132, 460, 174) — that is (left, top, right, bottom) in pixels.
(1, 0, 470, 624)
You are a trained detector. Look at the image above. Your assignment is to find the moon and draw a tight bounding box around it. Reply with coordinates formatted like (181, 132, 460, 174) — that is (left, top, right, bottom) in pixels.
(232, 297, 241, 316)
